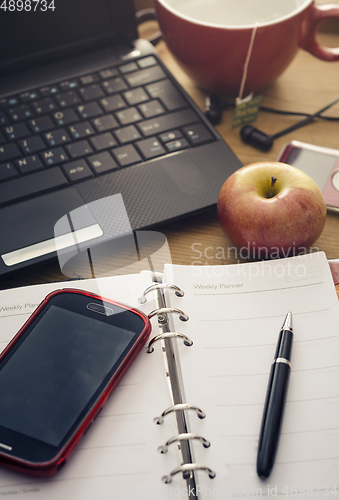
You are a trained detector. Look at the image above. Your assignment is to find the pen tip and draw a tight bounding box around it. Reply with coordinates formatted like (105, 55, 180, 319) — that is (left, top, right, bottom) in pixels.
(282, 310, 293, 331)
(257, 464, 271, 480)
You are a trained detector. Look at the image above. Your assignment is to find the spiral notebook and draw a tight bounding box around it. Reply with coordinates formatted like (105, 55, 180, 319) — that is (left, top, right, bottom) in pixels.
(0, 252, 338, 499)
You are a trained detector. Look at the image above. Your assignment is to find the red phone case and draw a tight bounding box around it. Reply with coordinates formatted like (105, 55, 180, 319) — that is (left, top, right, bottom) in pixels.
(0, 288, 152, 477)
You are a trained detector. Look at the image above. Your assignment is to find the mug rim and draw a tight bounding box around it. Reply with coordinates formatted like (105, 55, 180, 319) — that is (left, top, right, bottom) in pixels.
(156, 0, 314, 29)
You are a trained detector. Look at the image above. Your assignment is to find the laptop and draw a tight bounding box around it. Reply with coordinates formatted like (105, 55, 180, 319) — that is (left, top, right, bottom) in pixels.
(0, 0, 242, 279)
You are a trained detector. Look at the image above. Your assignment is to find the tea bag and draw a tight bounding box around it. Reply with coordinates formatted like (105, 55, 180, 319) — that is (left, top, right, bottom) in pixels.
(231, 24, 262, 129)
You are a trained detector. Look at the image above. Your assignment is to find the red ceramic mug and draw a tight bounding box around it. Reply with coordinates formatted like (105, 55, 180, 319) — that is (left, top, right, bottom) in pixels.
(155, 0, 339, 96)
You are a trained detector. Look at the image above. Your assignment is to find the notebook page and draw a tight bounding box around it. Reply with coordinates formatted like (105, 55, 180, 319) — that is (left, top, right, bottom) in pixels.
(165, 253, 339, 498)
(0, 274, 185, 499)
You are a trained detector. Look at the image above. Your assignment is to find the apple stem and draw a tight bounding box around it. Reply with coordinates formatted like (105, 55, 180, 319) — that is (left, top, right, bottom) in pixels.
(270, 176, 277, 198)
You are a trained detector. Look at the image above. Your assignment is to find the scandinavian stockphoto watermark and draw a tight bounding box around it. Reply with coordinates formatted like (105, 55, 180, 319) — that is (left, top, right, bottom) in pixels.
(190, 243, 322, 280)
(191, 242, 321, 265)
(129, 484, 265, 497)
(54, 194, 173, 280)
(129, 483, 337, 497)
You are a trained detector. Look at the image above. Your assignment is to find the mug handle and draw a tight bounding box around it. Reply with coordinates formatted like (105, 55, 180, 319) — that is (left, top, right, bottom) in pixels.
(301, 3, 339, 61)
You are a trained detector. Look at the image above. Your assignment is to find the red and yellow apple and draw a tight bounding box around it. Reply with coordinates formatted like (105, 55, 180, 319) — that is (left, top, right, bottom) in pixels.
(217, 162, 327, 259)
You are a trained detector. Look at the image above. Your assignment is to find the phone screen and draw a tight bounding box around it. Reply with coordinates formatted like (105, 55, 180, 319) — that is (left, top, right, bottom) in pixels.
(0, 304, 138, 449)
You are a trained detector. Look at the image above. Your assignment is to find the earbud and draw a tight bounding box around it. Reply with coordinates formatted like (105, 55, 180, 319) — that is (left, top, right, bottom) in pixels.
(205, 95, 224, 125)
(240, 125, 274, 151)
(205, 94, 339, 152)
(241, 97, 339, 151)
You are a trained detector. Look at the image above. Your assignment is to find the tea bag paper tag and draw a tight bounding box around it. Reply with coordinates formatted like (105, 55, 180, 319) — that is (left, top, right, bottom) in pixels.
(231, 24, 262, 129)
(231, 94, 262, 129)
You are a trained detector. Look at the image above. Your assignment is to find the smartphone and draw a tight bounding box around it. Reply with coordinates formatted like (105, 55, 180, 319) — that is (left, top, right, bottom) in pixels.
(277, 140, 339, 213)
(0, 288, 151, 477)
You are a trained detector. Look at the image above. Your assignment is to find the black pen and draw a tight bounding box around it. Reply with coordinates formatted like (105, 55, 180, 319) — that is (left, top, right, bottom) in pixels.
(257, 310, 293, 479)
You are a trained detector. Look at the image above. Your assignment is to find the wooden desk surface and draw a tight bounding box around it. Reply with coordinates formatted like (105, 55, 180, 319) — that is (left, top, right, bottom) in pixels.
(2, 30, 339, 290)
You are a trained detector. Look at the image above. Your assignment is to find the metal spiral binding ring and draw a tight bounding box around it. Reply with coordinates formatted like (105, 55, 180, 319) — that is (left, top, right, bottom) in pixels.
(162, 463, 216, 484)
(146, 332, 193, 353)
(148, 307, 189, 322)
(138, 283, 184, 304)
(154, 403, 206, 425)
(158, 433, 211, 454)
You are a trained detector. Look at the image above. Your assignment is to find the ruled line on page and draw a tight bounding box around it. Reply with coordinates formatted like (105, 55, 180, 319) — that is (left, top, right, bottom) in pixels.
(198, 308, 331, 322)
(215, 394, 339, 407)
(194, 281, 323, 297)
(226, 456, 339, 467)
(0, 471, 152, 489)
(77, 442, 147, 451)
(220, 427, 339, 439)
(210, 365, 339, 378)
(203, 335, 338, 350)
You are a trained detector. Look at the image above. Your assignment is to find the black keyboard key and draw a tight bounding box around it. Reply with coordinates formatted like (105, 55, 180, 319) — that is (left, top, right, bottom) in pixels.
(115, 107, 143, 126)
(68, 122, 95, 140)
(76, 102, 103, 120)
(114, 125, 141, 145)
(182, 123, 214, 145)
(0, 112, 9, 126)
(0, 97, 19, 109)
(100, 95, 126, 113)
(112, 144, 142, 167)
(39, 85, 60, 97)
(146, 80, 187, 111)
(14, 155, 44, 174)
(32, 98, 57, 115)
(65, 140, 93, 159)
(0, 131, 5, 145)
(19, 136, 46, 155)
(123, 88, 150, 106)
(52, 109, 79, 127)
(138, 56, 157, 69)
(159, 129, 183, 143)
(40, 147, 68, 167)
(89, 132, 117, 152)
(3, 123, 31, 141)
(0, 167, 68, 206)
(80, 74, 99, 86)
(138, 108, 198, 137)
(79, 84, 105, 102)
(19, 91, 40, 103)
(87, 152, 118, 175)
(62, 159, 94, 183)
(125, 66, 166, 88)
(0, 162, 19, 182)
(7, 104, 33, 122)
(138, 100, 165, 119)
(28, 116, 55, 134)
(99, 68, 119, 79)
(0, 143, 21, 162)
(92, 114, 119, 133)
(119, 62, 138, 74)
(55, 91, 82, 108)
(59, 80, 79, 91)
(136, 137, 166, 160)
(102, 77, 128, 94)
(165, 138, 190, 153)
(44, 128, 71, 147)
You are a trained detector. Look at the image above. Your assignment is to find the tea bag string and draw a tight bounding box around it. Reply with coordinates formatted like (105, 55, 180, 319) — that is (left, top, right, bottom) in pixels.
(237, 24, 258, 103)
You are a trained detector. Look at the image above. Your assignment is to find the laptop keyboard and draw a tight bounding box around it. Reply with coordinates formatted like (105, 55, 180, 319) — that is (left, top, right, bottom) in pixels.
(0, 56, 215, 206)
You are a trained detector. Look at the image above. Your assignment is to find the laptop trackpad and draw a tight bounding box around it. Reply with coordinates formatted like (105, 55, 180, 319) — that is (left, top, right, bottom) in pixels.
(0, 188, 103, 267)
